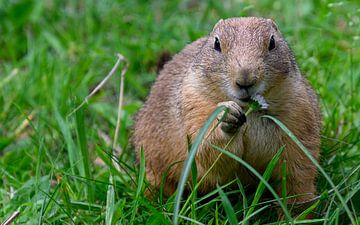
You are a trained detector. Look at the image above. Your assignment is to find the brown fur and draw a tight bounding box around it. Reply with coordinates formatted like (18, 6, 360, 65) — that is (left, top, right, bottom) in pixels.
(133, 17, 321, 204)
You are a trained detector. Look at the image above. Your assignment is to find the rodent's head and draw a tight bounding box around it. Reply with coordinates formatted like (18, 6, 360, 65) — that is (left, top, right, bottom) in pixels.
(194, 17, 297, 104)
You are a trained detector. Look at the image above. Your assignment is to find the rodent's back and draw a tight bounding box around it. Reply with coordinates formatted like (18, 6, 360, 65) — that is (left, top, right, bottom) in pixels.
(133, 38, 207, 162)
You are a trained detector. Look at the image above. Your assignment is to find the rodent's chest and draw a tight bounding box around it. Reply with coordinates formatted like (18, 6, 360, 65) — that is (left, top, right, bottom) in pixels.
(242, 115, 283, 168)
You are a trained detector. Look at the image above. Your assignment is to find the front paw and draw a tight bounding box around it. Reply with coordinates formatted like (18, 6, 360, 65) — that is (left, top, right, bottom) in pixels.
(217, 101, 246, 134)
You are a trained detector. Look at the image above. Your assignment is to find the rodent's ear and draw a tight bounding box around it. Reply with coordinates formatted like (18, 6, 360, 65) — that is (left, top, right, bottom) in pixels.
(267, 18, 279, 31)
(212, 19, 224, 32)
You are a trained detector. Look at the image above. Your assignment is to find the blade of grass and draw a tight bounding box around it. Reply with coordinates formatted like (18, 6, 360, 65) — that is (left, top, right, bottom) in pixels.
(165, 213, 205, 225)
(60, 177, 73, 218)
(173, 105, 227, 225)
(281, 160, 287, 207)
(61, 201, 103, 211)
(189, 137, 198, 223)
(38, 187, 75, 224)
(195, 179, 238, 206)
(210, 144, 293, 222)
(215, 203, 219, 225)
(38, 172, 54, 225)
(35, 138, 44, 194)
(266, 218, 326, 225)
(323, 192, 337, 225)
(262, 115, 357, 225)
(236, 178, 248, 219)
(195, 190, 241, 212)
(179, 114, 237, 217)
(95, 145, 129, 181)
(186, 136, 197, 223)
(105, 177, 115, 225)
(130, 148, 146, 224)
(135, 170, 147, 199)
(295, 200, 320, 221)
(54, 107, 84, 178)
(75, 106, 94, 203)
(159, 160, 183, 205)
(239, 205, 270, 224)
(242, 146, 285, 225)
(217, 185, 238, 225)
(294, 219, 327, 224)
(0, 68, 18, 89)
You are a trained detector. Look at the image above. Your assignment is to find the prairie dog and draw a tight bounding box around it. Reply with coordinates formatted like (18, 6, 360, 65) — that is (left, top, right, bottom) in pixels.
(133, 17, 321, 204)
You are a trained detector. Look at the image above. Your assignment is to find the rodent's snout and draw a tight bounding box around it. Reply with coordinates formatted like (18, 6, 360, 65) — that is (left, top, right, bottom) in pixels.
(235, 79, 255, 90)
(234, 68, 257, 101)
(228, 66, 262, 102)
(235, 68, 257, 89)
(235, 80, 253, 102)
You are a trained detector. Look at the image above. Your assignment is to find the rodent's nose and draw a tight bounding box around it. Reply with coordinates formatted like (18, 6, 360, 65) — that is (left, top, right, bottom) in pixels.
(236, 68, 256, 90)
(235, 80, 255, 90)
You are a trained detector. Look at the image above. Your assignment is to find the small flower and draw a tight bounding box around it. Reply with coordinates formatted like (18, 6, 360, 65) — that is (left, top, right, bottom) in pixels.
(251, 94, 269, 109)
(245, 94, 268, 116)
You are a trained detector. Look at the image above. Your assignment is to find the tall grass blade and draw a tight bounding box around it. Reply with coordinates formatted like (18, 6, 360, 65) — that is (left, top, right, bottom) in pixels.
(217, 185, 238, 225)
(281, 160, 287, 207)
(173, 105, 227, 225)
(179, 127, 235, 217)
(95, 146, 124, 179)
(35, 139, 44, 193)
(236, 179, 248, 219)
(262, 115, 357, 225)
(243, 146, 285, 225)
(136, 148, 146, 198)
(189, 137, 198, 223)
(295, 200, 320, 221)
(131, 148, 146, 224)
(105, 175, 115, 225)
(60, 178, 73, 217)
(54, 107, 84, 177)
(75, 106, 94, 203)
(239, 205, 270, 224)
(39, 185, 76, 224)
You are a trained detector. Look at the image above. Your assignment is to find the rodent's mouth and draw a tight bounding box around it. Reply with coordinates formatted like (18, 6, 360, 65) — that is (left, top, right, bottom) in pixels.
(230, 91, 266, 108)
(227, 83, 267, 107)
(239, 96, 251, 102)
(228, 83, 266, 106)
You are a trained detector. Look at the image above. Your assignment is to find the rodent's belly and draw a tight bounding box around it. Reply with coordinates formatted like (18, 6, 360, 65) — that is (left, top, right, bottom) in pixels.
(195, 118, 283, 191)
(196, 156, 263, 191)
(242, 118, 283, 171)
(196, 158, 243, 192)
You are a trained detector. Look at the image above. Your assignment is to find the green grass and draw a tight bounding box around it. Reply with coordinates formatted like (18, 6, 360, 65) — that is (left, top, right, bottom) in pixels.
(1, 0, 359, 224)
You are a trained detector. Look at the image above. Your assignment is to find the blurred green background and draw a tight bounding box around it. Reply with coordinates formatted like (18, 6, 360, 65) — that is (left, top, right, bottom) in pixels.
(0, 0, 359, 224)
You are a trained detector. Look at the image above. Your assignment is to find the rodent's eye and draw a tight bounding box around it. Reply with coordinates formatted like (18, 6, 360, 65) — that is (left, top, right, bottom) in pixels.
(268, 35, 276, 51)
(214, 37, 221, 52)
